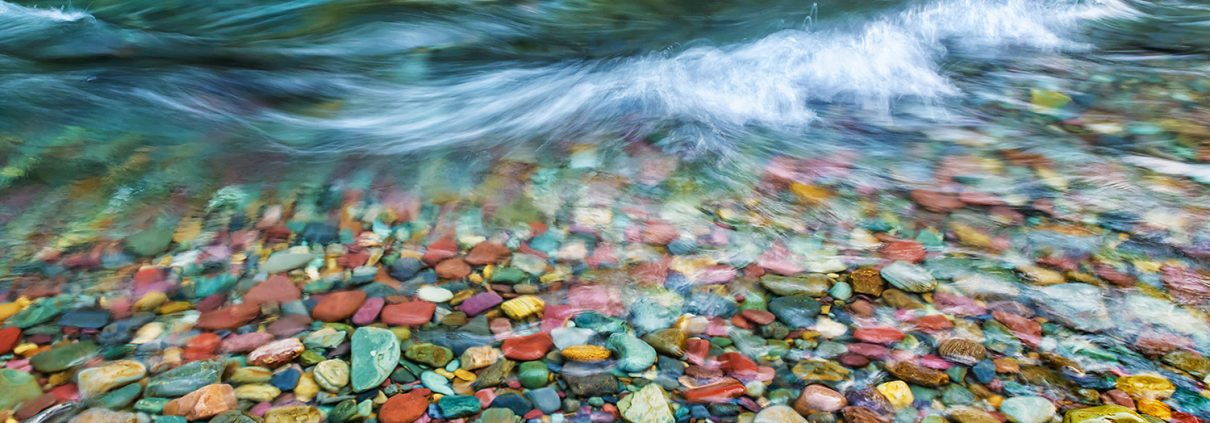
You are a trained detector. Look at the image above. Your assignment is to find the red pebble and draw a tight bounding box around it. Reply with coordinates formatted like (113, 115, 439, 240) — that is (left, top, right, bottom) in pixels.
(913, 314, 953, 332)
(684, 378, 746, 403)
(0, 327, 21, 354)
(852, 327, 905, 344)
(741, 309, 776, 325)
(196, 303, 260, 330)
(718, 352, 760, 381)
(183, 333, 222, 361)
(378, 390, 429, 423)
(380, 301, 437, 326)
(501, 332, 553, 361)
(881, 240, 926, 263)
(684, 338, 711, 366)
(311, 290, 368, 322)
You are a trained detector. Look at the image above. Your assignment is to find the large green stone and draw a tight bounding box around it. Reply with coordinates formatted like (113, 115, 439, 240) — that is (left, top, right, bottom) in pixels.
(31, 341, 99, 372)
(262, 252, 317, 274)
(351, 327, 399, 392)
(0, 369, 43, 410)
(145, 360, 224, 397)
(438, 395, 483, 418)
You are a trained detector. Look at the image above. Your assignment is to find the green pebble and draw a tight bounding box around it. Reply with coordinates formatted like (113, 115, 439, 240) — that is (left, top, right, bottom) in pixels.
(135, 397, 171, 414)
(829, 282, 852, 301)
(86, 382, 142, 409)
(438, 395, 482, 418)
(299, 350, 327, 366)
(31, 341, 100, 372)
(490, 267, 528, 284)
(519, 361, 550, 389)
(405, 343, 454, 368)
(0, 369, 43, 410)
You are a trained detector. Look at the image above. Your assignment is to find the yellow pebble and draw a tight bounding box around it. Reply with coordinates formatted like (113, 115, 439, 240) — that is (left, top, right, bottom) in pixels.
(469, 273, 484, 284)
(13, 343, 37, 356)
(48, 372, 73, 386)
(434, 369, 456, 379)
(820, 305, 831, 314)
(390, 327, 412, 341)
(1117, 374, 1175, 400)
(482, 264, 494, 280)
(432, 393, 444, 401)
(157, 301, 193, 314)
(987, 395, 1004, 408)
(561, 345, 612, 362)
(876, 381, 914, 409)
(1138, 399, 1172, 421)
(454, 369, 477, 382)
(500, 295, 544, 320)
(295, 372, 319, 402)
(0, 298, 30, 322)
(134, 292, 168, 312)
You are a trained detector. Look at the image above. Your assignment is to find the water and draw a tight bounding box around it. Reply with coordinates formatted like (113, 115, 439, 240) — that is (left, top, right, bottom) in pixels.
(2, 0, 1210, 420)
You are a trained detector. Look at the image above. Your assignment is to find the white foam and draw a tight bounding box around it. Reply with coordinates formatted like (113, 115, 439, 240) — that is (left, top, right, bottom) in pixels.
(0, 1, 89, 22)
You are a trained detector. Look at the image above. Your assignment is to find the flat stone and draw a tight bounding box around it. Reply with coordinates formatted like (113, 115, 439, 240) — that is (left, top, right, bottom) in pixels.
(755, 405, 807, 423)
(466, 242, 510, 265)
(1001, 396, 1056, 423)
(768, 295, 822, 328)
(761, 274, 831, 296)
(501, 332, 553, 361)
(379, 390, 428, 423)
(313, 360, 350, 392)
(460, 345, 500, 371)
(311, 290, 367, 322)
(262, 252, 316, 274)
(351, 297, 385, 325)
(249, 338, 304, 367)
(435, 258, 472, 280)
(78, 360, 146, 398)
(457, 291, 503, 316)
(0, 327, 20, 354)
(350, 327, 399, 392)
(163, 384, 237, 420)
(244, 275, 301, 305)
(146, 360, 224, 397)
(220, 332, 274, 354)
(31, 341, 99, 373)
(619, 383, 674, 423)
(416, 286, 454, 303)
(381, 301, 436, 326)
(263, 406, 324, 423)
(527, 387, 561, 414)
(0, 369, 43, 410)
(796, 384, 847, 414)
(57, 308, 110, 329)
(609, 332, 657, 373)
(405, 343, 454, 368)
(438, 395, 482, 419)
(880, 261, 937, 293)
(196, 303, 260, 330)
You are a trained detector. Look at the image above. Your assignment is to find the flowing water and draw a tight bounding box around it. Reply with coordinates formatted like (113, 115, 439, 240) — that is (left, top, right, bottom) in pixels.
(2, 0, 1210, 421)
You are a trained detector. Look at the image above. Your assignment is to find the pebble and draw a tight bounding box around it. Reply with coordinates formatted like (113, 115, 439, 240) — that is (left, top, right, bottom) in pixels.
(77, 360, 146, 398)
(1000, 396, 1056, 423)
(350, 327, 399, 392)
(162, 384, 238, 420)
(416, 285, 454, 303)
(313, 359, 350, 392)
(880, 261, 937, 293)
(620, 383, 675, 423)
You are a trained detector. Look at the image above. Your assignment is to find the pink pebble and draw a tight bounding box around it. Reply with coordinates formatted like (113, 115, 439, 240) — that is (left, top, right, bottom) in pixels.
(351, 297, 385, 325)
(918, 355, 952, 370)
(475, 389, 496, 408)
(249, 402, 271, 416)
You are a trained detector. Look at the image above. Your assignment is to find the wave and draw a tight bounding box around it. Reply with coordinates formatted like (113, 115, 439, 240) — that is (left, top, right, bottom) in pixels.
(0, 0, 1140, 154)
(258, 0, 1137, 153)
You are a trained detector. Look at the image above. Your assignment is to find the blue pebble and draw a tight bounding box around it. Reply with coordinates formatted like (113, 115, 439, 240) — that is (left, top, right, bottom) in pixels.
(270, 368, 300, 390)
(690, 405, 710, 419)
(972, 359, 996, 384)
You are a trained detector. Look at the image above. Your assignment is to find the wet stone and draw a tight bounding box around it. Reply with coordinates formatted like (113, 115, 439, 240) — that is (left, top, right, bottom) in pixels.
(350, 327, 399, 392)
(58, 308, 110, 329)
(31, 341, 99, 373)
(768, 295, 822, 328)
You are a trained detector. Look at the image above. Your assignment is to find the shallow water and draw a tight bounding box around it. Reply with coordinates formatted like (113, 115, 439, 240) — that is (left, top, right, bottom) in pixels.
(1, 0, 1210, 421)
